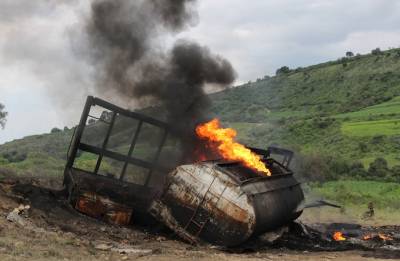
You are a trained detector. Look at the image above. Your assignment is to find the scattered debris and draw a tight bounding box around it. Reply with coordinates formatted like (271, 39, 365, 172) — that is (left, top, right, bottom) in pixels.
(111, 246, 152, 255)
(94, 243, 113, 251)
(6, 204, 30, 226)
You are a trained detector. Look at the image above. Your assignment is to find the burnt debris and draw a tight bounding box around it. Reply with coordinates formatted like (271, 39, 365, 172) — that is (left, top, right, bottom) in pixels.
(64, 96, 304, 246)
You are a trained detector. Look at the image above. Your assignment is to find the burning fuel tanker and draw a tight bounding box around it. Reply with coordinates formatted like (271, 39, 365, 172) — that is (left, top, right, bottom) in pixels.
(149, 160, 304, 246)
(63, 96, 304, 246)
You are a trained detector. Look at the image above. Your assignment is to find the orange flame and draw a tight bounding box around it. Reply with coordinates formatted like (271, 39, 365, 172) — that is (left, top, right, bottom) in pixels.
(363, 234, 373, 240)
(363, 233, 393, 241)
(196, 119, 271, 176)
(378, 233, 393, 241)
(333, 231, 346, 241)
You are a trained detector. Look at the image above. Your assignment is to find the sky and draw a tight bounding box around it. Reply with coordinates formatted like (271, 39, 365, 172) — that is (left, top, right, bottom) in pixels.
(1, 0, 400, 144)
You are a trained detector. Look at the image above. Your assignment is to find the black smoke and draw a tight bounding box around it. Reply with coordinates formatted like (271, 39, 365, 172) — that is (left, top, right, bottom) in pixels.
(84, 0, 236, 158)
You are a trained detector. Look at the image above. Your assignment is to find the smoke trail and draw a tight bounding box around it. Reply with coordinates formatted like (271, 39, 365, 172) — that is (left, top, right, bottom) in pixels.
(84, 0, 236, 158)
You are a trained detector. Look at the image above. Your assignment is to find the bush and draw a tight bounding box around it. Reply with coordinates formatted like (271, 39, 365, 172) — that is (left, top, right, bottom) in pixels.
(2, 151, 27, 163)
(358, 142, 369, 153)
(371, 48, 383, 55)
(276, 66, 291, 75)
(371, 135, 384, 145)
(348, 162, 367, 178)
(368, 157, 389, 178)
(391, 165, 400, 182)
(0, 103, 7, 129)
(51, 127, 61, 133)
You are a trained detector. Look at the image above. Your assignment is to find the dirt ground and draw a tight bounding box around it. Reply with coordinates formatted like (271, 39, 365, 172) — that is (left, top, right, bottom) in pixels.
(0, 177, 399, 261)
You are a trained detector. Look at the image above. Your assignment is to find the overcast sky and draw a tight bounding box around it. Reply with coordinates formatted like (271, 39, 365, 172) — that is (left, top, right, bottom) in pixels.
(1, 0, 400, 144)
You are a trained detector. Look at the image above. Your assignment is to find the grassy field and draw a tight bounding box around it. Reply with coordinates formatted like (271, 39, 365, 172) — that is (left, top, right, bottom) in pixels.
(360, 154, 400, 168)
(341, 119, 400, 137)
(335, 96, 400, 120)
(306, 180, 400, 224)
(311, 180, 400, 209)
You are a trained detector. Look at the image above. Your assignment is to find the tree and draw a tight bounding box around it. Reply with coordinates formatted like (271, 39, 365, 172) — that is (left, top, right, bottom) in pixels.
(371, 48, 382, 55)
(276, 66, 290, 75)
(0, 103, 7, 129)
(51, 127, 62, 133)
(346, 51, 354, 57)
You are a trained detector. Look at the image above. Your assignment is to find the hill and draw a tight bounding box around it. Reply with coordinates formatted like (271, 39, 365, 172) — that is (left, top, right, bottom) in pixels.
(1, 48, 400, 183)
(208, 48, 400, 181)
(211, 48, 400, 122)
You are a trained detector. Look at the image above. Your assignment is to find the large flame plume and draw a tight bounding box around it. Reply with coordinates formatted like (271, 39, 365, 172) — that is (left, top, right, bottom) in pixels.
(196, 119, 271, 176)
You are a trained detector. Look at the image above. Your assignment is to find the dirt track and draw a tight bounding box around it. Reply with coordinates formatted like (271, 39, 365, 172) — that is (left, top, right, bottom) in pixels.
(0, 177, 399, 261)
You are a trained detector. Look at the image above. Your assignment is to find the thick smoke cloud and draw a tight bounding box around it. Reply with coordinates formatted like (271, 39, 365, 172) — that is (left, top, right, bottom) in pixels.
(84, 0, 236, 156)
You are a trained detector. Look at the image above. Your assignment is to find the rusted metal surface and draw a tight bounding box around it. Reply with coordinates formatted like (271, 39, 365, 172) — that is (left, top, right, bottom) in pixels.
(75, 191, 133, 225)
(149, 161, 304, 246)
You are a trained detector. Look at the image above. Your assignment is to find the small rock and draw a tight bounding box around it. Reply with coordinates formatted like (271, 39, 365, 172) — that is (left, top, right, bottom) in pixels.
(156, 236, 165, 242)
(121, 256, 128, 260)
(95, 243, 112, 251)
(111, 247, 152, 255)
(6, 210, 25, 226)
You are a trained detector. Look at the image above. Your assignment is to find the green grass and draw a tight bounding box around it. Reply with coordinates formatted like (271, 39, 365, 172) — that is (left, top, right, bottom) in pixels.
(335, 96, 400, 120)
(341, 118, 400, 137)
(360, 154, 400, 168)
(311, 180, 400, 209)
(0, 152, 65, 177)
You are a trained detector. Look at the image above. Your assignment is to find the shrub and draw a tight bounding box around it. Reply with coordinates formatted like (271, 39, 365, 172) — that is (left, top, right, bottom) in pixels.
(51, 127, 61, 133)
(0, 103, 7, 129)
(358, 142, 368, 153)
(368, 157, 389, 178)
(391, 165, 400, 182)
(371, 48, 382, 55)
(276, 66, 291, 75)
(348, 162, 367, 178)
(2, 151, 27, 163)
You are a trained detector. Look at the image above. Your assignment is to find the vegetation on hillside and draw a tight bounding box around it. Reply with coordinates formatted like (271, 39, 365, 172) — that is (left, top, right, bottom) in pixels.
(0, 103, 7, 129)
(1, 48, 400, 210)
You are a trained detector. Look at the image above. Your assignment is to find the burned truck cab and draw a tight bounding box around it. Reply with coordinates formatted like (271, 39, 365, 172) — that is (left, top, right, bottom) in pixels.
(63, 96, 171, 224)
(64, 96, 304, 246)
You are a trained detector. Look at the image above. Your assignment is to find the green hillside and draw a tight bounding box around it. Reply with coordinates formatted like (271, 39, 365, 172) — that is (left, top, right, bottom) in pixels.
(211, 48, 400, 122)
(1, 48, 400, 185)
(1, 48, 400, 215)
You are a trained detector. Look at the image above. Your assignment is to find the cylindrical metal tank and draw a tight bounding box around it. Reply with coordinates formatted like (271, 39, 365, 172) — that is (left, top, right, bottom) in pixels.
(149, 160, 304, 246)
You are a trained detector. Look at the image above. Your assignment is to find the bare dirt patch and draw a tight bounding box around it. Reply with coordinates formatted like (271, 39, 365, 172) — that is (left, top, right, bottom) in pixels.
(0, 177, 399, 261)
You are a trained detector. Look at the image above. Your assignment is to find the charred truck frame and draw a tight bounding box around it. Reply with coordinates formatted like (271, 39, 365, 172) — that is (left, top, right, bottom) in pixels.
(64, 96, 305, 246)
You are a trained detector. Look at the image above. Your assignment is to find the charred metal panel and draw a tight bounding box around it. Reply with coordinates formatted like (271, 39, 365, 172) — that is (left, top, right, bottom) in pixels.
(75, 191, 133, 225)
(65, 169, 160, 212)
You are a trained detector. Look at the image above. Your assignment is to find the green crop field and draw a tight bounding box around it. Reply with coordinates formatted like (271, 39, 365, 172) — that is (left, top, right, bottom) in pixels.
(341, 118, 400, 137)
